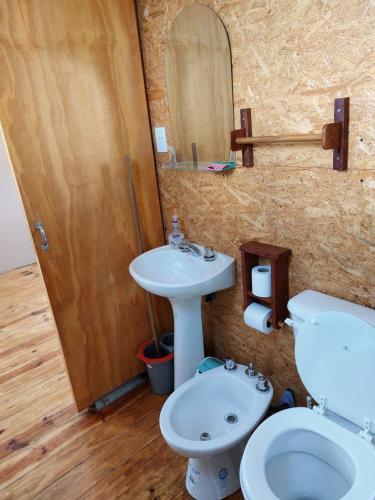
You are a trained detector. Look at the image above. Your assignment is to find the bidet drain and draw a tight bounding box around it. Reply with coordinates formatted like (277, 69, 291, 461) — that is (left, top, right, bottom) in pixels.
(224, 413, 238, 424)
(200, 432, 211, 441)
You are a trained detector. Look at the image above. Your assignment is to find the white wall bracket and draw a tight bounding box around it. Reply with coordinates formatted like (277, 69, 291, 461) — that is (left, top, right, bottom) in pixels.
(359, 418, 374, 443)
(313, 395, 326, 416)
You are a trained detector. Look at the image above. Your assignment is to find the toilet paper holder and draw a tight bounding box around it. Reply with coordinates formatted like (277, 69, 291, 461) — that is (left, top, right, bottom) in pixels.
(239, 241, 292, 329)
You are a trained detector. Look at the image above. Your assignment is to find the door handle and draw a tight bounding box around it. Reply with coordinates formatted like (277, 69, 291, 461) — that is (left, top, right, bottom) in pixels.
(35, 222, 49, 251)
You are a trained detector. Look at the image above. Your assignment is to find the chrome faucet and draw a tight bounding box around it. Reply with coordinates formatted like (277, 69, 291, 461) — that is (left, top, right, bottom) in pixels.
(245, 362, 258, 378)
(178, 240, 202, 257)
(256, 375, 270, 392)
(203, 247, 216, 261)
(224, 358, 237, 371)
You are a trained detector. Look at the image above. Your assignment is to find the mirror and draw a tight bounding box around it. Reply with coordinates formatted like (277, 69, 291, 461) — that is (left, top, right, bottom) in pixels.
(165, 5, 234, 164)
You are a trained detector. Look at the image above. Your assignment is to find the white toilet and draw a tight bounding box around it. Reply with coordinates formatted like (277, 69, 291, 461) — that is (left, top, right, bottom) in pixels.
(240, 290, 375, 500)
(160, 361, 273, 499)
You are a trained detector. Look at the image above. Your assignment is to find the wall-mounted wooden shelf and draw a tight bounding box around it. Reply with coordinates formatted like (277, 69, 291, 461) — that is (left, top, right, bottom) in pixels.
(240, 241, 292, 329)
(246, 290, 272, 304)
(231, 97, 349, 170)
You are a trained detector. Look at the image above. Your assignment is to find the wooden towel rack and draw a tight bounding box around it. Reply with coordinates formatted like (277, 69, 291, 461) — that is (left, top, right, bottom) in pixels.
(231, 97, 349, 170)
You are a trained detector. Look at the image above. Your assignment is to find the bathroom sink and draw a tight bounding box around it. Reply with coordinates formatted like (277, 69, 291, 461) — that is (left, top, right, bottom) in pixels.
(129, 244, 235, 298)
(129, 244, 235, 388)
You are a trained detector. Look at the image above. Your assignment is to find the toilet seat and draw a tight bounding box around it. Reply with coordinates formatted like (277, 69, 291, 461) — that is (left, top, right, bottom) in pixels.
(295, 311, 375, 432)
(240, 407, 375, 500)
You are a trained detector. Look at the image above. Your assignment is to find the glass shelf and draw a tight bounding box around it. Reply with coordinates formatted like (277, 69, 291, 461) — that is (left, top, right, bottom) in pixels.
(162, 160, 237, 172)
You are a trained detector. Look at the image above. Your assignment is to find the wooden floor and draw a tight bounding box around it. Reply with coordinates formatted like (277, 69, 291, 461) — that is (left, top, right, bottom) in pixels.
(0, 264, 243, 499)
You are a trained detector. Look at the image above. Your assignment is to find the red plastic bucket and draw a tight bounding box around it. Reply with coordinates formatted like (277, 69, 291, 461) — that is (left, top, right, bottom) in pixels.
(137, 339, 174, 394)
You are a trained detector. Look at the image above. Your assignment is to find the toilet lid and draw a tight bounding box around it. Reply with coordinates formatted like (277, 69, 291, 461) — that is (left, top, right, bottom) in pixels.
(296, 311, 375, 430)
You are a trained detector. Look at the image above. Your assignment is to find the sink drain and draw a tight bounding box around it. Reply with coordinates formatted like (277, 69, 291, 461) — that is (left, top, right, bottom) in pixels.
(224, 413, 238, 424)
(200, 432, 211, 441)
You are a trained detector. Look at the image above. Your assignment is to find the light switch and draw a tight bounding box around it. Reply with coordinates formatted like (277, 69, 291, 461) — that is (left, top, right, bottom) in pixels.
(154, 127, 168, 153)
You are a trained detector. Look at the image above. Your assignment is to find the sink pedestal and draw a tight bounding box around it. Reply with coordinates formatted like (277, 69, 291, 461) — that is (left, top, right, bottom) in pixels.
(170, 296, 204, 388)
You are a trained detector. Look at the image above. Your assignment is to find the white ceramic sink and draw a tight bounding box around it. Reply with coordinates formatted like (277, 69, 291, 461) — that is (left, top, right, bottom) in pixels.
(129, 244, 235, 298)
(129, 244, 235, 387)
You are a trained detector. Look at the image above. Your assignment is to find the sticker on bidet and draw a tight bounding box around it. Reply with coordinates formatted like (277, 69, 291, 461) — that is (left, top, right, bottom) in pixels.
(187, 463, 200, 491)
(218, 468, 229, 490)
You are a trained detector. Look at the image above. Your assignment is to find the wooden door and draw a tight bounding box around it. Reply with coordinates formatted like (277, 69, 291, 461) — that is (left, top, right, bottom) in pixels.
(0, 0, 169, 410)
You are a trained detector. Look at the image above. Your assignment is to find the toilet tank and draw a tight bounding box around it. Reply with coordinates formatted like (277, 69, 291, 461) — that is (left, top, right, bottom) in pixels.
(287, 290, 375, 338)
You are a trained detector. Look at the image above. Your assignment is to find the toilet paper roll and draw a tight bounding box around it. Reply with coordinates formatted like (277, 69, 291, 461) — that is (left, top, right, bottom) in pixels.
(252, 265, 271, 298)
(244, 302, 273, 334)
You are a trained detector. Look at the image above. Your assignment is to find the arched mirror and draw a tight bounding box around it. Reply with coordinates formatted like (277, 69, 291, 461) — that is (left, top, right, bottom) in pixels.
(165, 5, 234, 167)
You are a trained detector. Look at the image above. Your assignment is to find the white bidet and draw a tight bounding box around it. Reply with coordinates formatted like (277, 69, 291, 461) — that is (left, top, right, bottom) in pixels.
(159, 362, 273, 499)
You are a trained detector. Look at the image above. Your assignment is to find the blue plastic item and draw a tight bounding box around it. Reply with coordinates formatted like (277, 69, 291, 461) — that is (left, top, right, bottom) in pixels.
(197, 357, 224, 374)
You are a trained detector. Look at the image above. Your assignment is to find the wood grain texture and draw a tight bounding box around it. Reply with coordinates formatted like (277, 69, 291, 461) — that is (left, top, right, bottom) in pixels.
(0, 265, 243, 499)
(239, 108, 253, 167)
(165, 4, 233, 162)
(321, 122, 341, 150)
(0, 0, 171, 410)
(236, 133, 321, 145)
(240, 241, 291, 328)
(137, 0, 375, 406)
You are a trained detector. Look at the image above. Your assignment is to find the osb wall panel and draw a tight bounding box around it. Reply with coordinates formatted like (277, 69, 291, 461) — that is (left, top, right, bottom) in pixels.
(137, 0, 375, 404)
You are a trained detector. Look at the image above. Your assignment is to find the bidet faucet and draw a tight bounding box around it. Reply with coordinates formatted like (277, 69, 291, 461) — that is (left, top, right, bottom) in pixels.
(178, 240, 202, 257)
(245, 362, 258, 378)
(224, 358, 237, 371)
(256, 375, 270, 392)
